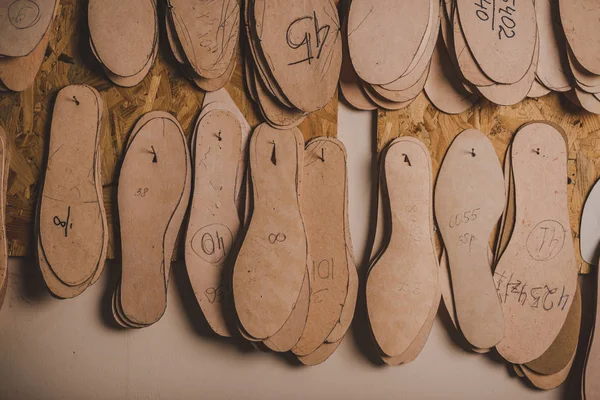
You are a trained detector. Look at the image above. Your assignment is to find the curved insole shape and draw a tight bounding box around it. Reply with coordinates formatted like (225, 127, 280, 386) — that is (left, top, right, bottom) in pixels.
(0, 0, 57, 57)
(367, 137, 438, 357)
(233, 124, 307, 340)
(118, 112, 190, 326)
(88, 0, 157, 78)
(435, 129, 505, 350)
(39, 85, 105, 287)
(495, 122, 577, 364)
(293, 138, 350, 356)
(185, 109, 242, 338)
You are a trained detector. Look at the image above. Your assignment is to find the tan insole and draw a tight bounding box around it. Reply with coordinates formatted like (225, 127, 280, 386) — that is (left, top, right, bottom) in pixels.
(347, 0, 430, 85)
(361, 81, 419, 111)
(452, 11, 494, 87)
(435, 129, 505, 350)
(105, 38, 158, 88)
(380, 0, 440, 92)
(249, 61, 307, 129)
(263, 272, 310, 352)
(520, 357, 575, 390)
(165, 11, 185, 65)
(201, 88, 252, 218)
(185, 58, 237, 92)
(0, 0, 58, 92)
(252, 0, 342, 112)
(527, 79, 551, 98)
(233, 124, 307, 340)
(0, 0, 57, 58)
(169, 0, 239, 80)
(380, 283, 441, 365)
(518, 286, 580, 391)
(438, 248, 492, 354)
(338, 6, 377, 111)
(566, 44, 600, 92)
(477, 37, 540, 106)
(370, 64, 431, 103)
(526, 283, 582, 376)
(424, 34, 478, 115)
(326, 179, 358, 344)
(367, 150, 439, 363)
(38, 85, 106, 287)
(293, 138, 351, 357)
(495, 122, 577, 364)
(118, 112, 191, 326)
(88, 0, 157, 78)
(297, 337, 344, 366)
(534, 0, 572, 92)
(367, 137, 438, 357)
(185, 109, 243, 337)
(38, 141, 107, 298)
(560, 0, 600, 76)
(112, 280, 146, 329)
(243, 0, 293, 109)
(455, 0, 537, 84)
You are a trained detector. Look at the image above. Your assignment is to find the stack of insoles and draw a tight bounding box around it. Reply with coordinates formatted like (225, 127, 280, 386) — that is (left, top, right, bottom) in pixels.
(165, 0, 240, 92)
(0, 125, 10, 309)
(341, 0, 600, 115)
(243, 0, 342, 129)
(418, 0, 600, 115)
(437, 0, 540, 108)
(560, 0, 600, 114)
(113, 111, 191, 328)
(436, 123, 580, 390)
(496, 122, 580, 389)
(88, 0, 158, 88)
(184, 89, 250, 337)
(366, 137, 440, 365)
(0, 0, 58, 92)
(341, 0, 440, 111)
(36, 85, 108, 299)
(232, 124, 357, 365)
(435, 129, 506, 353)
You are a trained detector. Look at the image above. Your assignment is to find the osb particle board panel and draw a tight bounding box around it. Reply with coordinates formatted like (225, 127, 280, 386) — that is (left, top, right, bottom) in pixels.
(377, 92, 596, 274)
(0, 0, 338, 259)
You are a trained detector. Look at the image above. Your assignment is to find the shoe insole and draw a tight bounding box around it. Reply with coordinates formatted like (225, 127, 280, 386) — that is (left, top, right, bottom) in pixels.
(169, 0, 239, 80)
(118, 112, 191, 326)
(435, 128, 505, 350)
(494, 122, 577, 364)
(233, 123, 307, 340)
(263, 272, 310, 352)
(38, 85, 106, 287)
(252, 0, 342, 112)
(88, 0, 157, 78)
(0, 0, 57, 57)
(185, 109, 242, 337)
(367, 137, 438, 357)
(293, 138, 351, 356)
